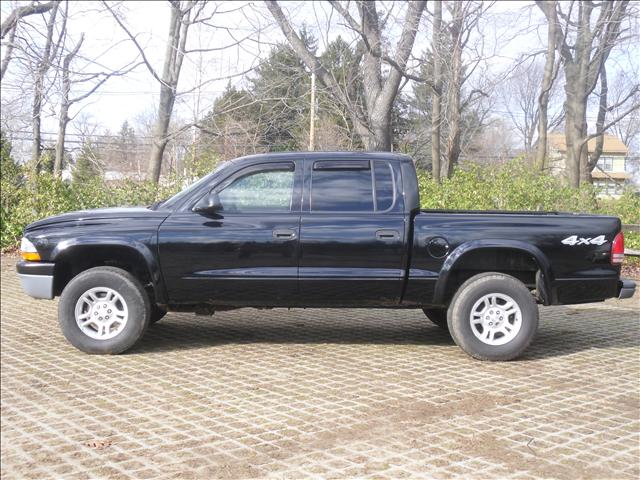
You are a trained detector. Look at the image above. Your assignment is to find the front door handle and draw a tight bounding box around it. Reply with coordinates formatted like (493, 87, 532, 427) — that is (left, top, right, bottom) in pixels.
(376, 229, 400, 241)
(273, 229, 297, 240)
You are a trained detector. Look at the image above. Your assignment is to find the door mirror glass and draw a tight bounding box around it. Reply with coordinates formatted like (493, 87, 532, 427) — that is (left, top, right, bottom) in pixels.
(193, 191, 223, 213)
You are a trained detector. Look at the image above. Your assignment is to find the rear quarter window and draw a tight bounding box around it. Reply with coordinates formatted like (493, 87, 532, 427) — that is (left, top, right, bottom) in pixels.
(374, 160, 394, 211)
(311, 167, 374, 212)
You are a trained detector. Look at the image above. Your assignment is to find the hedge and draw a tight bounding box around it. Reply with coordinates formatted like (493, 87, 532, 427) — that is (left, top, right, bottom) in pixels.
(1, 160, 638, 251)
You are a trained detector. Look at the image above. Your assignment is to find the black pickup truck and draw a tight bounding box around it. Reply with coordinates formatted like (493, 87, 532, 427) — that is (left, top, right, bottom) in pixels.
(17, 152, 635, 360)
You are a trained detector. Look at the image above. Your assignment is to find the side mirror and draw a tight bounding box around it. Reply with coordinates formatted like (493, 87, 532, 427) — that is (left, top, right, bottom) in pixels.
(193, 191, 223, 213)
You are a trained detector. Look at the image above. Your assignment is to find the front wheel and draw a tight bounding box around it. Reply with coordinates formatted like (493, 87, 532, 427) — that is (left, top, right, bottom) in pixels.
(58, 267, 151, 354)
(448, 273, 539, 361)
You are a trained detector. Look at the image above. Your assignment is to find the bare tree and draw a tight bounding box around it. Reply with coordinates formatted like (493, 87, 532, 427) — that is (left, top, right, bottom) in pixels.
(266, 0, 427, 151)
(28, 0, 65, 171)
(538, 0, 637, 186)
(53, 33, 83, 175)
(106, 1, 201, 183)
(1, 1, 56, 80)
(53, 34, 139, 176)
(106, 1, 255, 183)
(500, 59, 563, 161)
(440, 1, 489, 179)
(608, 70, 640, 152)
(534, 0, 559, 169)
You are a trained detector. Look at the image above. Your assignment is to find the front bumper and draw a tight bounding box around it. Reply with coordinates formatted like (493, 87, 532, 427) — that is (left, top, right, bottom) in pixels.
(618, 279, 636, 300)
(16, 261, 55, 299)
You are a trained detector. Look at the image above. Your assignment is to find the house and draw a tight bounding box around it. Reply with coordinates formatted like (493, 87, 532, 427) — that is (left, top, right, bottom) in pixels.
(547, 133, 630, 197)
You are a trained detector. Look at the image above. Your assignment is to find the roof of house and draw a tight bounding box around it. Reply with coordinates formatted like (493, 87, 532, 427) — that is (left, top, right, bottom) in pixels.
(547, 133, 628, 155)
(591, 171, 631, 180)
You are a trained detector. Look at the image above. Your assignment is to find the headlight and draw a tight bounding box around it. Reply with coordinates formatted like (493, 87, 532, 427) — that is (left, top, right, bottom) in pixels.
(20, 237, 41, 261)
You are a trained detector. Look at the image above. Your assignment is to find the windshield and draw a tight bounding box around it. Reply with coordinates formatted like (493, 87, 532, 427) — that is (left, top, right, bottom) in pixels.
(153, 160, 234, 210)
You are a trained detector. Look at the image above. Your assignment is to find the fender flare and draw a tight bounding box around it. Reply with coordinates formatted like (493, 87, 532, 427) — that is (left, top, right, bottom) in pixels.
(50, 238, 167, 304)
(433, 239, 554, 305)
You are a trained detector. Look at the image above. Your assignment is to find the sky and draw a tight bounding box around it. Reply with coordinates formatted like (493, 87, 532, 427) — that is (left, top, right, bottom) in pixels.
(0, 1, 532, 127)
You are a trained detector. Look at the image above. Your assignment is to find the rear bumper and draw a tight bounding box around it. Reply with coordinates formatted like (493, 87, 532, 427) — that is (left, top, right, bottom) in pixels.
(16, 261, 55, 300)
(618, 279, 636, 300)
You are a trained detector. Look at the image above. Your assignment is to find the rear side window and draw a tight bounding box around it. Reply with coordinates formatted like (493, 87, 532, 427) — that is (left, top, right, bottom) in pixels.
(374, 161, 394, 211)
(311, 167, 374, 212)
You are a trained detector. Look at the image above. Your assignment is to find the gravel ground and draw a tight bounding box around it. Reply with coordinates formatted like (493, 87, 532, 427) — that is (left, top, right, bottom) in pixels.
(1, 254, 639, 479)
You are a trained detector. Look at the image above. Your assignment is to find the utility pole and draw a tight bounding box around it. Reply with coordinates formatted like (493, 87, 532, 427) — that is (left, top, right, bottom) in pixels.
(309, 71, 316, 151)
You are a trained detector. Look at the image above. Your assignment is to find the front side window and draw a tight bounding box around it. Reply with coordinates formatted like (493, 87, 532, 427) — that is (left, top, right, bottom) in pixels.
(218, 168, 294, 212)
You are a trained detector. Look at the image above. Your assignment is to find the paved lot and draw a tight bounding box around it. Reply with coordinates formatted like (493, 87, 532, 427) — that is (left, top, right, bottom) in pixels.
(1, 255, 639, 480)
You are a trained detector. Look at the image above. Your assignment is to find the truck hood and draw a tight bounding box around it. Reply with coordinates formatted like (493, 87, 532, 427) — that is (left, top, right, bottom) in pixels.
(24, 207, 170, 232)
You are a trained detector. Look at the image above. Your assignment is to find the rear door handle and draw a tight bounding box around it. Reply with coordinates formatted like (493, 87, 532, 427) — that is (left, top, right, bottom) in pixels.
(376, 229, 400, 241)
(273, 229, 297, 240)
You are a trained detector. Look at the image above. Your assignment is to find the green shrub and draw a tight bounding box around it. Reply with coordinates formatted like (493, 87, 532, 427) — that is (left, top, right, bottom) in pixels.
(1, 174, 182, 250)
(418, 161, 640, 249)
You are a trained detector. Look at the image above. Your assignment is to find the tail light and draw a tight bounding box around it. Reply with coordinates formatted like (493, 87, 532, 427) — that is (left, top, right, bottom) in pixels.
(611, 231, 624, 265)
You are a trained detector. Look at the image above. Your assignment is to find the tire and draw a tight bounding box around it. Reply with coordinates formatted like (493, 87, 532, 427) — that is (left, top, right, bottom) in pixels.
(448, 272, 538, 361)
(149, 304, 167, 325)
(422, 308, 448, 330)
(58, 266, 150, 354)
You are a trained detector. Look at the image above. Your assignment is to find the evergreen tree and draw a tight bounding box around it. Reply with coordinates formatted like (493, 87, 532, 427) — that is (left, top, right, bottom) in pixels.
(73, 141, 103, 183)
(1, 130, 22, 185)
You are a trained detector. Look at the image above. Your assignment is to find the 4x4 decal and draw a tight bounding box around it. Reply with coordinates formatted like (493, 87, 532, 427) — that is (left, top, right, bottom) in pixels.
(561, 235, 607, 246)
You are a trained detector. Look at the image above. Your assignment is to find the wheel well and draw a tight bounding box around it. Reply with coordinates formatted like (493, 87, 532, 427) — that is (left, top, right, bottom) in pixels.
(53, 246, 153, 298)
(442, 248, 541, 304)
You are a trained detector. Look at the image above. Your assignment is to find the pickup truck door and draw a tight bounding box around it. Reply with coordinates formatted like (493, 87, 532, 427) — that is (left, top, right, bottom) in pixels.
(158, 161, 302, 305)
(298, 159, 407, 306)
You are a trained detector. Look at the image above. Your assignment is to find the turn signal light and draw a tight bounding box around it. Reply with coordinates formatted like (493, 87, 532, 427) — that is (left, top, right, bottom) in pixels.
(20, 237, 41, 262)
(611, 231, 624, 265)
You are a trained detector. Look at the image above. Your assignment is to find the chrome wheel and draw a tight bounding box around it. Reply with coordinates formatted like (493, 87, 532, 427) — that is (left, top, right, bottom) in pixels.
(74, 287, 128, 340)
(470, 293, 522, 346)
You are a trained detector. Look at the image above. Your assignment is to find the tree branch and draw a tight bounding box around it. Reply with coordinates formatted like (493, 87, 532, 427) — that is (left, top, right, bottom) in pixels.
(102, 1, 169, 88)
(1, 1, 56, 39)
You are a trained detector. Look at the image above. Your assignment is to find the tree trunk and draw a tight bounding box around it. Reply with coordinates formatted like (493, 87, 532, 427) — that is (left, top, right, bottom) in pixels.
(444, 112, 460, 179)
(534, 0, 557, 170)
(147, 85, 175, 183)
(54, 36, 80, 176)
(563, 66, 587, 188)
(585, 66, 608, 183)
(442, 2, 463, 181)
(30, 2, 60, 173)
(431, 0, 442, 182)
(366, 107, 392, 150)
(54, 103, 68, 176)
(31, 78, 43, 172)
(148, 84, 176, 182)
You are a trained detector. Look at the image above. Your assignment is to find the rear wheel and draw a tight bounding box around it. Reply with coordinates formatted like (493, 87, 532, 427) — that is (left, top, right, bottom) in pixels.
(422, 308, 448, 330)
(58, 267, 150, 354)
(448, 273, 538, 361)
